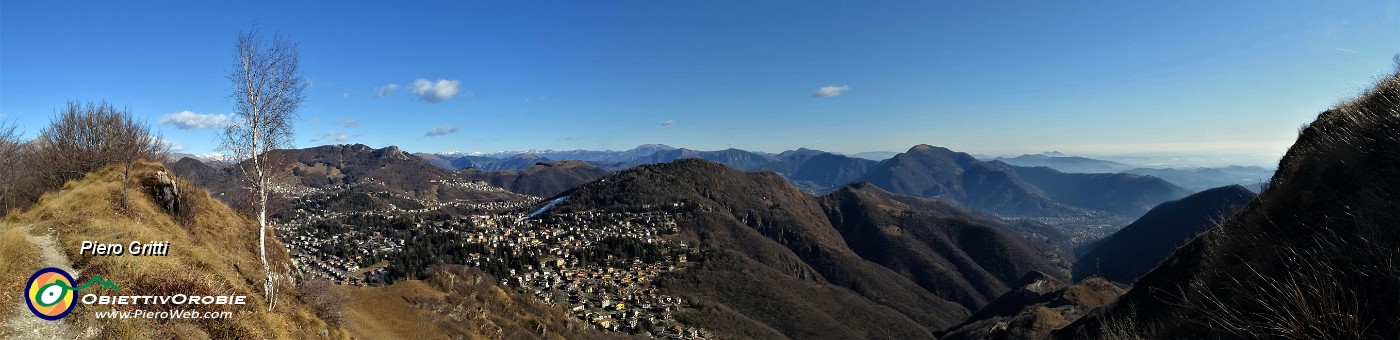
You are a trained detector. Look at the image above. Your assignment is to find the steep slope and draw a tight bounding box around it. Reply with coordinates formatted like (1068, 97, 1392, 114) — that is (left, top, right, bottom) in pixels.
(168, 157, 239, 195)
(473, 153, 553, 171)
(860, 145, 1078, 217)
(460, 160, 608, 197)
(763, 152, 876, 193)
(335, 265, 624, 340)
(1073, 185, 1255, 284)
(0, 162, 343, 338)
(819, 182, 1067, 309)
(449, 155, 498, 170)
(773, 147, 828, 160)
(940, 272, 1125, 340)
(1058, 67, 1400, 339)
(551, 159, 969, 338)
(1005, 164, 1192, 218)
(412, 152, 457, 170)
(173, 144, 529, 209)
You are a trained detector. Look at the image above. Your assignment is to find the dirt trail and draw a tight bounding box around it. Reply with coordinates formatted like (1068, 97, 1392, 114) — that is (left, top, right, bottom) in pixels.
(2, 226, 84, 339)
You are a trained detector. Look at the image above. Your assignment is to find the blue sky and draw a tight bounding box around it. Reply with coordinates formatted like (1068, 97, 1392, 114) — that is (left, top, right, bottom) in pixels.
(2, 1, 1396, 167)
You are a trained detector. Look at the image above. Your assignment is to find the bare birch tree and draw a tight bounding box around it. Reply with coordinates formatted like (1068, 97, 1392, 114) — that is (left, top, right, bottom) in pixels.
(218, 28, 305, 310)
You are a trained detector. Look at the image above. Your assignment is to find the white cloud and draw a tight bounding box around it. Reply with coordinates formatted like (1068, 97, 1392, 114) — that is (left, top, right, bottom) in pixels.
(412, 79, 462, 103)
(311, 131, 352, 143)
(425, 125, 460, 137)
(376, 83, 399, 97)
(811, 85, 850, 98)
(335, 119, 361, 128)
(661, 119, 677, 126)
(158, 111, 231, 130)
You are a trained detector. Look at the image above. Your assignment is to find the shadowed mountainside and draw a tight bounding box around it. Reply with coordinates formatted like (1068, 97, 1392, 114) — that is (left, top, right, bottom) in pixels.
(1073, 185, 1255, 284)
(460, 160, 608, 198)
(940, 271, 1126, 340)
(545, 158, 1069, 338)
(819, 182, 1067, 309)
(1057, 65, 1400, 339)
(859, 145, 1079, 217)
(1004, 164, 1193, 218)
(763, 152, 877, 193)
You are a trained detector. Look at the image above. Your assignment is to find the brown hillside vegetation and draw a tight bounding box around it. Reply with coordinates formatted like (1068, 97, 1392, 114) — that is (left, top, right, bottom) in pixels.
(460, 160, 608, 197)
(334, 265, 625, 340)
(939, 271, 1125, 340)
(557, 159, 964, 337)
(0, 162, 344, 339)
(1058, 65, 1400, 338)
(819, 182, 1067, 309)
(551, 158, 1074, 338)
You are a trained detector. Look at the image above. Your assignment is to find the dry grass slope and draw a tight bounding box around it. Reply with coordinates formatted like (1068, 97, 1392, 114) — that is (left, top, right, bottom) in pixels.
(2, 161, 345, 339)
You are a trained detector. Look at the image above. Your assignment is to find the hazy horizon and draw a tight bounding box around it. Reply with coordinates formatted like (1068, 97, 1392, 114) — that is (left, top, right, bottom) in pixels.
(4, 1, 1396, 169)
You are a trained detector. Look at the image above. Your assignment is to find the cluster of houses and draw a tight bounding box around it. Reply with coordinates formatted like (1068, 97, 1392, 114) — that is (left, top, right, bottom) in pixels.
(428, 178, 515, 193)
(270, 175, 713, 337)
(451, 209, 710, 337)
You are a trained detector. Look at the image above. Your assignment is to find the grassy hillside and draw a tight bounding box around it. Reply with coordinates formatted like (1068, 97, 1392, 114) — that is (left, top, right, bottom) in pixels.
(335, 265, 625, 340)
(1058, 64, 1400, 339)
(0, 161, 344, 338)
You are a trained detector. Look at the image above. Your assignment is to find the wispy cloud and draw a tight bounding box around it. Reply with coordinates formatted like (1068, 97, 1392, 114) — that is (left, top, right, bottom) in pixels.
(335, 119, 361, 128)
(425, 125, 460, 137)
(311, 131, 352, 143)
(661, 119, 677, 126)
(376, 83, 399, 97)
(1334, 48, 1359, 53)
(412, 79, 462, 103)
(156, 136, 185, 152)
(158, 111, 230, 130)
(811, 85, 850, 98)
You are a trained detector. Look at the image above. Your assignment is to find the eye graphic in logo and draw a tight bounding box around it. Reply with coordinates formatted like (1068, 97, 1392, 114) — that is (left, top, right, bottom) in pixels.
(26, 267, 76, 320)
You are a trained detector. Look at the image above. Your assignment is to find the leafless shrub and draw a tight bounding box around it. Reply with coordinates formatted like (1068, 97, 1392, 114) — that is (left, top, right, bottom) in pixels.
(0, 120, 25, 213)
(14, 102, 169, 211)
(299, 278, 347, 327)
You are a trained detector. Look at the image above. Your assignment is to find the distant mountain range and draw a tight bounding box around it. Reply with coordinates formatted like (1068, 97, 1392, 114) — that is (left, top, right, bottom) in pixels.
(459, 160, 607, 198)
(412, 144, 1269, 203)
(992, 152, 1274, 192)
(174, 143, 1216, 219)
(992, 152, 1133, 173)
(858, 145, 1190, 217)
